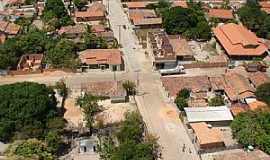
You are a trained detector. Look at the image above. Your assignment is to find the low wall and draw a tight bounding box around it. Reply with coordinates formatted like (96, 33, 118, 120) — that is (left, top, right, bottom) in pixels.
(183, 62, 227, 69)
(8, 68, 75, 76)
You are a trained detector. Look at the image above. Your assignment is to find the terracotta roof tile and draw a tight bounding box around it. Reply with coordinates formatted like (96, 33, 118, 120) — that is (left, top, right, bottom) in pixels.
(190, 122, 224, 147)
(126, 1, 154, 8)
(79, 49, 122, 65)
(224, 72, 255, 101)
(129, 9, 162, 26)
(161, 76, 211, 98)
(81, 81, 126, 97)
(172, 1, 188, 8)
(208, 9, 234, 19)
(248, 72, 269, 88)
(58, 24, 86, 35)
(75, 2, 106, 18)
(213, 23, 268, 56)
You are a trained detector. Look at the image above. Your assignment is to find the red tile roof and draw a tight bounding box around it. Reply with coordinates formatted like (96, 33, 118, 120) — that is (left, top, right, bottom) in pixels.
(213, 23, 268, 56)
(248, 72, 269, 88)
(75, 2, 106, 18)
(161, 76, 211, 98)
(126, 1, 154, 8)
(79, 49, 122, 65)
(260, 1, 270, 14)
(128, 9, 162, 26)
(224, 72, 255, 101)
(208, 9, 234, 19)
(0, 20, 20, 35)
(172, 1, 188, 8)
(58, 24, 86, 35)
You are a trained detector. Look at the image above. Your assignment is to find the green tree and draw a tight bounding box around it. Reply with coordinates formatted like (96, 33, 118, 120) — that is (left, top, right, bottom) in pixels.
(122, 80, 136, 96)
(208, 96, 225, 106)
(55, 79, 68, 97)
(73, 0, 88, 10)
(5, 139, 54, 159)
(45, 131, 63, 154)
(237, 1, 270, 38)
(177, 88, 190, 99)
(0, 82, 59, 142)
(76, 94, 105, 135)
(174, 96, 188, 111)
(163, 6, 210, 40)
(46, 39, 78, 68)
(117, 112, 144, 143)
(43, 0, 73, 29)
(231, 111, 270, 154)
(84, 32, 108, 49)
(255, 82, 270, 105)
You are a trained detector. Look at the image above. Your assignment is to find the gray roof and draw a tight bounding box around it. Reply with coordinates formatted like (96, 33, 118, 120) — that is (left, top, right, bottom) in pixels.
(184, 106, 234, 123)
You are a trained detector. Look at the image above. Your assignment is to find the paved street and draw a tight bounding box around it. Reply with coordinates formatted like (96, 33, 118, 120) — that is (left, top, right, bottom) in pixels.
(106, 0, 200, 159)
(0, 0, 201, 159)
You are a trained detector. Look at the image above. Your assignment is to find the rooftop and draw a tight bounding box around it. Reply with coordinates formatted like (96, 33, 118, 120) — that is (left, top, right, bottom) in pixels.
(190, 122, 224, 146)
(260, 1, 270, 14)
(161, 76, 211, 98)
(208, 8, 234, 19)
(148, 31, 175, 61)
(224, 72, 255, 101)
(0, 20, 20, 35)
(168, 35, 193, 57)
(75, 2, 106, 18)
(79, 49, 122, 65)
(248, 72, 269, 88)
(184, 106, 234, 123)
(125, 1, 154, 9)
(213, 23, 268, 57)
(128, 9, 162, 26)
(58, 24, 86, 35)
(81, 81, 126, 98)
(213, 149, 270, 160)
(172, 1, 188, 8)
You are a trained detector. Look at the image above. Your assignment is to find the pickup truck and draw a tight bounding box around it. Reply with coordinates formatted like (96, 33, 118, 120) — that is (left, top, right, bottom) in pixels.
(159, 65, 185, 75)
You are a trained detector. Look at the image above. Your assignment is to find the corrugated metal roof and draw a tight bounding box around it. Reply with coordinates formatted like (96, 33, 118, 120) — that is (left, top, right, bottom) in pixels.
(184, 106, 233, 123)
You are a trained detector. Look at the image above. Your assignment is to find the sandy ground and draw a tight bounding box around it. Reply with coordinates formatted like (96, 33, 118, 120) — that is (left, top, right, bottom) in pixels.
(96, 100, 136, 125)
(64, 98, 84, 128)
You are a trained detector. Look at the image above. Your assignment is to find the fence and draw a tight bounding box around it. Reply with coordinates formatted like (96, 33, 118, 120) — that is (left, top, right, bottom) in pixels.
(183, 62, 228, 69)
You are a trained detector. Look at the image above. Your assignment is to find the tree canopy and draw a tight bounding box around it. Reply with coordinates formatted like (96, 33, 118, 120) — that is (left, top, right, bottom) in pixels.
(45, 39, 78, 68)
(100, 112, 159, 160)
(42, 0, 74, 29)
(174, 89, 190, 111)
(208, 96, 225, 106)
(238, 1, 270, 39)
(0, 82, 63, 142)
(231, 111, 270, 154)
(162, 5, 211, 40)
(255, 82, 270, 105)
(5, 138, 54, 160)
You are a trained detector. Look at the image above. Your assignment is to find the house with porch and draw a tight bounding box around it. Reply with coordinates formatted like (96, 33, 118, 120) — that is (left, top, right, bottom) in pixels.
(79, 49, 124, 71)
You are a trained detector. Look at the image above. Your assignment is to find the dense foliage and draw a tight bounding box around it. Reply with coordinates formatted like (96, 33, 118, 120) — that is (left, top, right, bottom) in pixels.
(73, 0, 88, 11)
(0, 82, 64, 142)
(5, 139, 54, 160)
(162, 3, 211, 40)
(255, 82, 270, 105)
(208, 96, 225, 106)
(231, 111, 270, 154)
(42, 0, 74, 29)
(0, 29, 48, 69)
(100, 112, 159, 160)
(174, 89, 190, 111)
(238, 1, 270, 39)
(46, 39, 78, 68)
